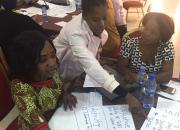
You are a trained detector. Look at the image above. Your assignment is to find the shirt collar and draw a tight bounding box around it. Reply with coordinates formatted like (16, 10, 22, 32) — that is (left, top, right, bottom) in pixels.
(81, 15, 94, 37)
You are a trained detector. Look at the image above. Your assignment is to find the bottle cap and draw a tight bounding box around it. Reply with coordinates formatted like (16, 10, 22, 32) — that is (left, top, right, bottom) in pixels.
(139, 66, 146, 72)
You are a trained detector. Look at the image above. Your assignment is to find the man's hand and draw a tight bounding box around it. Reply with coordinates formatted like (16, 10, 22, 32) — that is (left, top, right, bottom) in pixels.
(62, 92, 77, 111)
(125, 93, 146, 118)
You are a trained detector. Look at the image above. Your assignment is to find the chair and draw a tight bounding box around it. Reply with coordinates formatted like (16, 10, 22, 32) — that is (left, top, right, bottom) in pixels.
(0, 47, 18, 130)
(123, 27, 142, 39)
(138, 3, 152, 28)
(123, 0, 147, 21)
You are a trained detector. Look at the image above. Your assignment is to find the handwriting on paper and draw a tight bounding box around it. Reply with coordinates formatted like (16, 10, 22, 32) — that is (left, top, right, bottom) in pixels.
(49, 105, 135, 130)
(141, 108, 180, 130)
(157, 97, 180, 120)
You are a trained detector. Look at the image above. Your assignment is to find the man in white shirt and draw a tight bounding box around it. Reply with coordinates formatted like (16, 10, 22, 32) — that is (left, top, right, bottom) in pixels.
(53, 0, 145, 115)
(54, 0, 120, 93)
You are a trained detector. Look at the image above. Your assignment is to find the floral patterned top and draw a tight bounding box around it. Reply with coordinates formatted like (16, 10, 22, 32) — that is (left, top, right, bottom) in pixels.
(120, 34, 175, 73)
(11, 70, 62, 130)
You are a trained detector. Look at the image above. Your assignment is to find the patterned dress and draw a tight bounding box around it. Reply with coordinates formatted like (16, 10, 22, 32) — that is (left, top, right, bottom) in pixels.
(120, 34, 175, 73)
(11, 70, 62, 130)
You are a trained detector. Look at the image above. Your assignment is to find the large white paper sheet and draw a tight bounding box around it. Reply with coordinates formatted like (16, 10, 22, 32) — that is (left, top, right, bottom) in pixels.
(72, 92, 102, 108)
(157, 97, 180, 119)
(49, 105, 135, 130)
(141, 108, 180, 130)
(157, 80, 180, 101)
(83, 75, 118, 100)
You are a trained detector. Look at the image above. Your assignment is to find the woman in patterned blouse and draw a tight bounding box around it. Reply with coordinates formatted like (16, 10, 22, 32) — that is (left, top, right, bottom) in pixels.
(8, 31, 77, 130)
(118, 12, 175, 85)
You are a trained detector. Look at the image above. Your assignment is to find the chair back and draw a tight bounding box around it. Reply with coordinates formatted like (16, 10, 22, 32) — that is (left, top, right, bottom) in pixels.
(0, 47, 14, 120)
(123, 0, 148, 21)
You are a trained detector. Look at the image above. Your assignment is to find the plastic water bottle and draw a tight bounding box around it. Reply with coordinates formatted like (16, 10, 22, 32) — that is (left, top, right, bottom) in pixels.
(143, 73, 157, 109)
(137, 66, 146, 85)
(69, 0, 76, 12)
(41, 5, 48, 22)
(75, 0, 81, 9)
(137, 66, 147, 99)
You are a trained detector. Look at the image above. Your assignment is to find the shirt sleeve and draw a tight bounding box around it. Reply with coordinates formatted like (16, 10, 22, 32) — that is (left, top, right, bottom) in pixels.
(11, 81, 49, 129)
(162, 41, 175, 61)
(112, 0, 126, 25)
(67, 33, 119, 93)
(120, 35, 132, 58)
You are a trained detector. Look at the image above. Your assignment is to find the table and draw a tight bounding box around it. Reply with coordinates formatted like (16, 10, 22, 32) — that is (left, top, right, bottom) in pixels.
(32, 10, 81, 35)
(70, 87, 150, 130)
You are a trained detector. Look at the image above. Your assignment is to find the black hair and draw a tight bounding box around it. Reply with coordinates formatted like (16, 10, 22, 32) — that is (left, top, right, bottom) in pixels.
(8, 30, 56, 82)
(81, 0, 107, 14)
(1, 0, 17, 10)
(142, 12, 174, 42)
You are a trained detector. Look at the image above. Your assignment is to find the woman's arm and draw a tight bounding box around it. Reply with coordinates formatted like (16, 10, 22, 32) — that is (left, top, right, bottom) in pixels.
(156, 60, 174, 84)
(156, 41, 174, 84)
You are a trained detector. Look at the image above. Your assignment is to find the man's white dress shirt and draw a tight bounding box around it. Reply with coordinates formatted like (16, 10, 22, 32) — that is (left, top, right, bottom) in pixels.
(53, 14, 119, 93)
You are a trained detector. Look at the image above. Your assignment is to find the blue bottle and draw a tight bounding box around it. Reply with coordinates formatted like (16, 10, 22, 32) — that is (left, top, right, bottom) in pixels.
(41, 5, 48, 22)
(136, 66, 147, 99)
(143, 73, 157, 109)
(75, 0, 81, 9)
(137, 66, 146, 85)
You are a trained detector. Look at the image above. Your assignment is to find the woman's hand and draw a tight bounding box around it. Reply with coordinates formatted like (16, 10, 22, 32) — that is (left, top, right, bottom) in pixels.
(62, 92, 77, 111)
(125, 93, 146, 118)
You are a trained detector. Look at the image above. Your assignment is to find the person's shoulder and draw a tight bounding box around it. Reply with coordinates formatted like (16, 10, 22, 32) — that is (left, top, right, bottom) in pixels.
(0, 10, 31, 20)
(62, 14, 84, 32)
(11, 79, 33, 92)
(61, 14, 90, 38)
(165, 40, 173, 45)
(14, 11, 32, 20)
(160, 40, 173, 47)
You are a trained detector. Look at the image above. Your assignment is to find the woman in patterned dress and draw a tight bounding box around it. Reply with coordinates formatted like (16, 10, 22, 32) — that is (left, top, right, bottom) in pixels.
(118, 12, 175, 85)
(8, 31, 77, 130)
